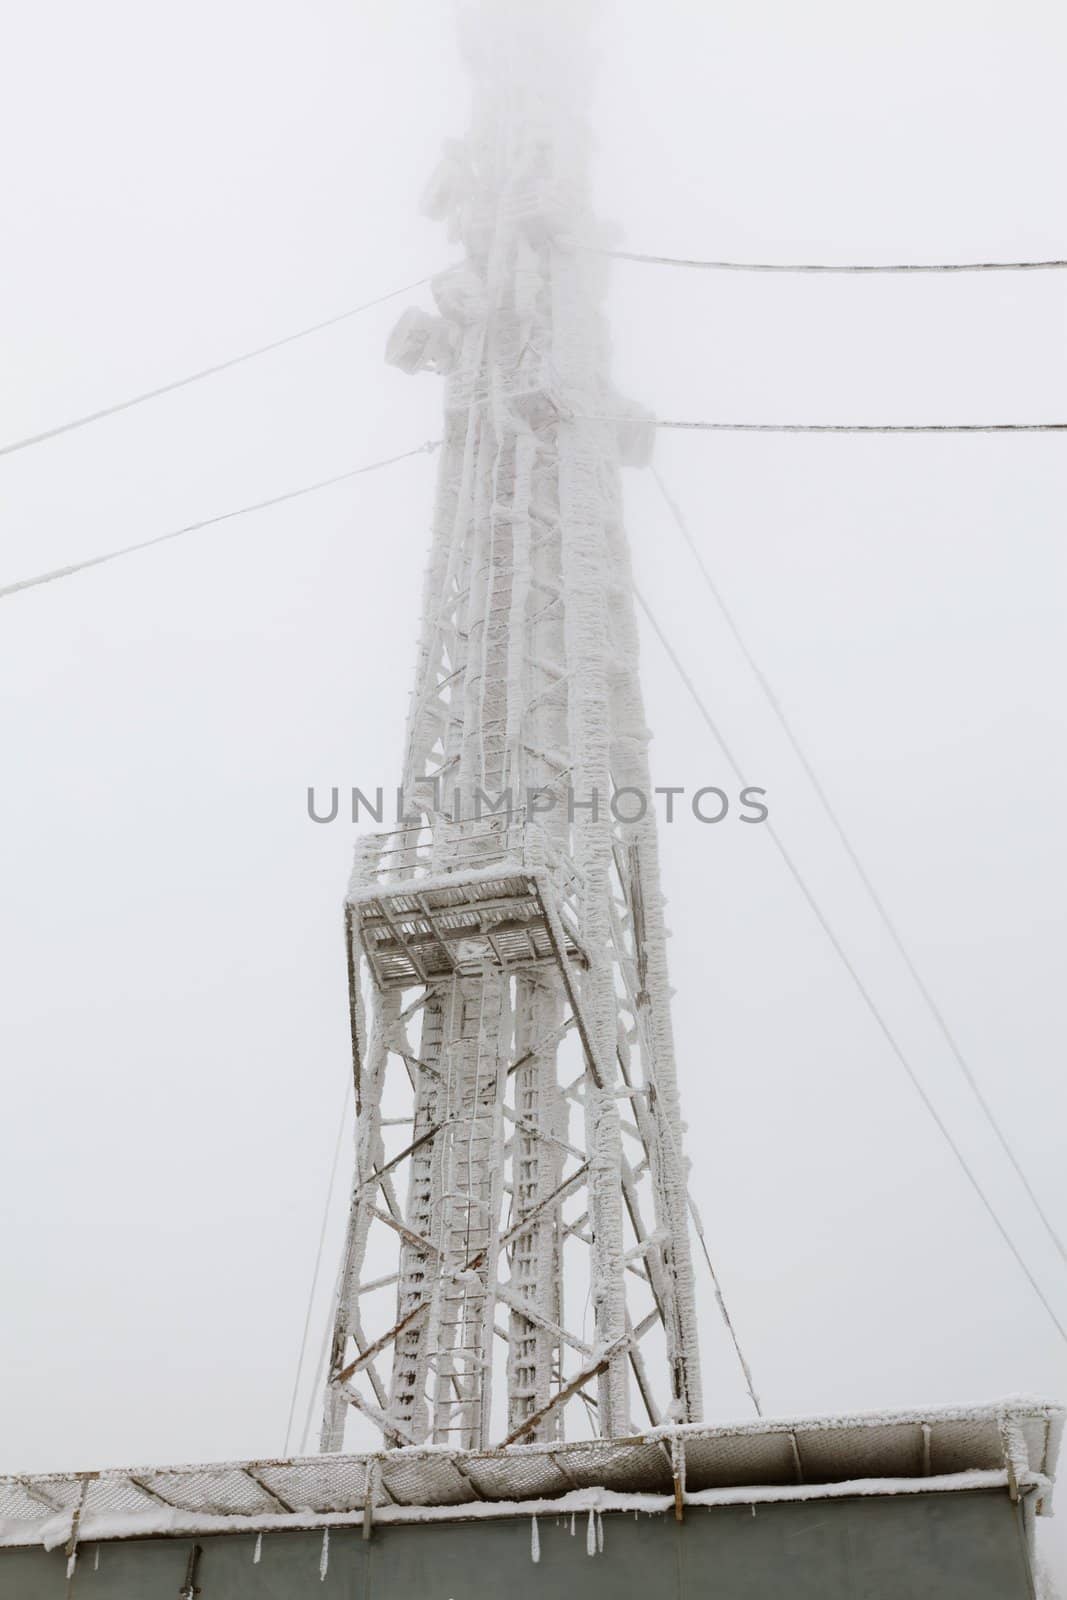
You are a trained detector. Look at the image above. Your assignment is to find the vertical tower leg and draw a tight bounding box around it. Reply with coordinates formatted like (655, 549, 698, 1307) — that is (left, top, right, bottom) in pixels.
(506, 974, 565, 1439)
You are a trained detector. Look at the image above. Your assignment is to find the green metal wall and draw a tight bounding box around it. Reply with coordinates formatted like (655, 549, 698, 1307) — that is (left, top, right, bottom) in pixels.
(0, 1489, 1037, 1600)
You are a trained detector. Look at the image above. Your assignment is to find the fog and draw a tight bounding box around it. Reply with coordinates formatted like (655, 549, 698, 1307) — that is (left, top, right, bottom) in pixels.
(1, 0, 1064, 1580)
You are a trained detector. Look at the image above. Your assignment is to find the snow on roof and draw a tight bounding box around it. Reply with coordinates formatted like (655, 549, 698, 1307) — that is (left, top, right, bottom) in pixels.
(0, 1398, 1060, 1552)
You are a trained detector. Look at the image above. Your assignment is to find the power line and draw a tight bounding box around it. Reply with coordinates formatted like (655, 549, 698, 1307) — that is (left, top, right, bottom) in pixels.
(652, 466, 1067, 1273)
(687, 1195, 762, 1417)
(605, 247, 1067, 274)
(0, 440, 440, 601)
(634, 585, 1067, 1350)
(283, 1082, 352, 1457)
(5, 411, 1056, 605)
(5, 413, 1059, 607)
(656, 419, 1067, 434)
(299, 1297, 336, 1456)
(580, 413, 1067, 434)
(2, 256, 1059, 465)
(0, 277, 432, 461)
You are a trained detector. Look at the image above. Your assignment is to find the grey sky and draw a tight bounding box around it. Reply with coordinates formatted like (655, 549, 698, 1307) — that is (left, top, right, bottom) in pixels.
(1, 0, 1065, 1577)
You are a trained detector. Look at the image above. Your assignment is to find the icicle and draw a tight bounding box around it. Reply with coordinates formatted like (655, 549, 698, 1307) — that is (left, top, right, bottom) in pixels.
(93, 1547, 100, 1571)
(319, 1528, 330, 1581)
(750, 1504, 756, 1518)
(569, 1511, 576, 1536)
(596, 1511, 604, 1553)
(66, 1550, 78, 1581)
(253, 1533, 263, 1563)
(586, 1508, 596, 1556)
(530, 1515, 540, 1564)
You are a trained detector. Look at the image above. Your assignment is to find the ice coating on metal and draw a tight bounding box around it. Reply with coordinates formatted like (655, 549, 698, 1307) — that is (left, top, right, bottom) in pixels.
(0, 1400, 1059, 1550)
(321, 0, 700, 1455)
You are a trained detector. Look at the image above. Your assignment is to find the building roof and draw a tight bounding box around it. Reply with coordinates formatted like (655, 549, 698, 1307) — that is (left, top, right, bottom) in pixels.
(0, 1398, 1060, 1551)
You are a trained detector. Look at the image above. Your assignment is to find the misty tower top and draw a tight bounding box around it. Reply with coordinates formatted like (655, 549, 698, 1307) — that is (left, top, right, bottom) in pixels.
(321, 0, 701, 1453)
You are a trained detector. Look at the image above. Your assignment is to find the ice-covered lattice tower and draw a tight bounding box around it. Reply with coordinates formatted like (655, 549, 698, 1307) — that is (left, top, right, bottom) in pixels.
(321, 0, 701, 1453)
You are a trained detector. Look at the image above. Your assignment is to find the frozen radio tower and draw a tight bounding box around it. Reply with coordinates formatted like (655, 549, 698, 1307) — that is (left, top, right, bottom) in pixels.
(321, 0, 702, 1453)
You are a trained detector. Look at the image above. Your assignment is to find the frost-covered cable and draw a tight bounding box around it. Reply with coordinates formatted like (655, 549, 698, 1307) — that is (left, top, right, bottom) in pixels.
(299, 1314, 335, 1456)
(578, 413, 1067, 434)
(686, 1196, 762, 1416)
(635, 587, 1067, 1350)
(283, 1082, 352, 1457)
(653, 465, 1067, 1276)
(602, 248, 1067, 274)
(0, 277, 435, 460)
(655, 419, 1067, 434)
(0, 441, 441, 600)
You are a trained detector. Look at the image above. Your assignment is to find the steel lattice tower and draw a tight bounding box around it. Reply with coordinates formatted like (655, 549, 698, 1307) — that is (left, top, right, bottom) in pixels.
(321, 0, 702, 1454)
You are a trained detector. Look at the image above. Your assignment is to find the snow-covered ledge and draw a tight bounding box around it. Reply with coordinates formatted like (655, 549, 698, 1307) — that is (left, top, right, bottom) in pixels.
(0, 1398, 1060, 1554)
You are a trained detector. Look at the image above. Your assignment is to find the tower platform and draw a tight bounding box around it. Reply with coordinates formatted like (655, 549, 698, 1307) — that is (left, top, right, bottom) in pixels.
(346, 815, 586, 990)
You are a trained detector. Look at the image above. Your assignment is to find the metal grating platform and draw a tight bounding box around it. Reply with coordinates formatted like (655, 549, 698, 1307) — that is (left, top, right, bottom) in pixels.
(347, 816, 586, 989)
(0, 1401, 1059, 1549)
